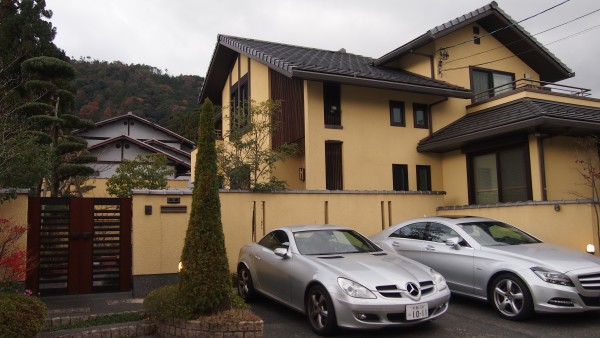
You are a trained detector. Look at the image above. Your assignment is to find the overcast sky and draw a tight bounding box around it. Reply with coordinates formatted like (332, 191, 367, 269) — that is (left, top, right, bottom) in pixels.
(45, 0, 599, 97)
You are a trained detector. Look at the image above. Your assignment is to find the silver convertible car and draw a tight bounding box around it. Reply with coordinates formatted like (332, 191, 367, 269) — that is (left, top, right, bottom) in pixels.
(370, 216, 600, 320)
(237, 225, 450, 335)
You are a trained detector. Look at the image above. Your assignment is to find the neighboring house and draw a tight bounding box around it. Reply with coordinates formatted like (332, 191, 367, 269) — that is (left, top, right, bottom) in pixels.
(74, 112, 195, 179)
(198, 1, 600, 207)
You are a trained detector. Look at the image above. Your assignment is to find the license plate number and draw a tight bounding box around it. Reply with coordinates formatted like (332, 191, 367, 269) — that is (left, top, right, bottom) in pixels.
(406, 303, 428, 320)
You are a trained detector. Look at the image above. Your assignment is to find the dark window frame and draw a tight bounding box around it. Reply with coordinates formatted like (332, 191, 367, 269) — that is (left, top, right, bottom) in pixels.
(230, 74, 250, 132)
(416, 165, 432, 191)
(413, 103, 429, 129)
(466, 143, 532, 205)
(470, 67, 515, 102)
(323, 83, 341, 127)
(389, 101, 406, 127)
(392, 164, 409, 191)
(325, 141, 343, 190)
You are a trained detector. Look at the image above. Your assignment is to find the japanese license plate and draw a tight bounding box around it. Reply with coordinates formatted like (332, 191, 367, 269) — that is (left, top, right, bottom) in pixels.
(406, 303, 428, 320)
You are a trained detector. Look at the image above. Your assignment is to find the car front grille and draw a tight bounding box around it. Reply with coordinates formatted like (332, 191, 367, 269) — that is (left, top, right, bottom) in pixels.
(376, 281, 435, 298)
(578, 272, 600, 290)
(579, 294, 600, 306)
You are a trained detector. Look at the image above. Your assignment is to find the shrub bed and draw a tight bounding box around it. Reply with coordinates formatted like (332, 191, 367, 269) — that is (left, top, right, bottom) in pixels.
(0, 292, 47, 338)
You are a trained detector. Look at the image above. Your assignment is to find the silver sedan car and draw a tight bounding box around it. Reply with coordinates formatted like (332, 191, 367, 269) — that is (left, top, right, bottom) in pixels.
(237, 225, 450, 336)
(370, 216, 600, 320)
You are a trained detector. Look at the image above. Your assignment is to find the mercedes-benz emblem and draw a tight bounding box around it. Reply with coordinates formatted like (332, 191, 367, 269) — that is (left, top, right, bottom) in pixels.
(406, 282, 421, 299)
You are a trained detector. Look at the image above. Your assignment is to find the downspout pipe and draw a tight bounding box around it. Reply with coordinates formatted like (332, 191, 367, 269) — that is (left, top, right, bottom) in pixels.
(536, 133, 548, 201)
(427, 98, 448, 136)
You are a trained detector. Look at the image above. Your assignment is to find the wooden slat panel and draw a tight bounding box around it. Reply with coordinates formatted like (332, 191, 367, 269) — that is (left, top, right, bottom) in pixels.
(270, 69, 305, 149)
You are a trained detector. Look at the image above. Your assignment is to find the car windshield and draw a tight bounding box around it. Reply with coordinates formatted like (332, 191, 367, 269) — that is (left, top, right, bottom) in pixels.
(459, 221, 541, 246)
(294, 229, 381, 255)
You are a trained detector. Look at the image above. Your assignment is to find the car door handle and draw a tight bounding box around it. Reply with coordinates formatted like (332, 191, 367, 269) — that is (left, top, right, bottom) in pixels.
(425, 245, 436, 251)
(253, 255, 261, 261)
(392, 242, 400, 247)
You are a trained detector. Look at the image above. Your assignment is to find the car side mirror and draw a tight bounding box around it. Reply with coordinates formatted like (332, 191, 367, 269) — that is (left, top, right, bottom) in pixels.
(445, 237, 461, 250)
(274, 247, 289, 258)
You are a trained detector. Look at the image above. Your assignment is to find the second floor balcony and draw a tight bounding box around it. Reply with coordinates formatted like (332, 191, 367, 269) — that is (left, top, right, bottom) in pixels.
(470, 78, 596, 111)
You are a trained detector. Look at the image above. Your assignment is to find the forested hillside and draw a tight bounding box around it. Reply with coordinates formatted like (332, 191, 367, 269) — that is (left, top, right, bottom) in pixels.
(71, 58, 203, 141)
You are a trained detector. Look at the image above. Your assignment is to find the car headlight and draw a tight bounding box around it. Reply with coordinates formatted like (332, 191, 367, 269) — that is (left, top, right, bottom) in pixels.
(337, 278, 376, 299)
(531, 267, 574, 286)
(431, 269, 448, 291)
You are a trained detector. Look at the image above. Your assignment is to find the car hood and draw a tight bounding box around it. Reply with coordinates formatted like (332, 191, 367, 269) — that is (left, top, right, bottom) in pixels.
(308, 252, 433, 288)
(484, 243, 600, 273)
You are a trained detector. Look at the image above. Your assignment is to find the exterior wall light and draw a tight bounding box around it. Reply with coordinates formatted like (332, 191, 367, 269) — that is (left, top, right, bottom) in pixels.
(178, 261, 184, 272)
(586, 244, 595, 255)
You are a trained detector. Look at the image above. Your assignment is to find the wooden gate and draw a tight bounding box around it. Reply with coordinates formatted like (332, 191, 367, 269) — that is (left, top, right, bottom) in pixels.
(26, 197, 132, 296)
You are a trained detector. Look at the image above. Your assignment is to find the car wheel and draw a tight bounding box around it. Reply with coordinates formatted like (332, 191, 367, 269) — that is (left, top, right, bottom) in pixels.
(490, 273, 533, 320)
(237, 265, 256, 302)
(306, 285, 337, 336)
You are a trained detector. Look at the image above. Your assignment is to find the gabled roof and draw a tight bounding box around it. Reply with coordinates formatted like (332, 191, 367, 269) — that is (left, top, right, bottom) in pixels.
(375, 1, 573, 83)
(143, 139, 191, 157)
(74, 112, 195, 148)
(88, 135, 191, 168)
(199, 35, 472, 104)
(417, 98, 600, 152)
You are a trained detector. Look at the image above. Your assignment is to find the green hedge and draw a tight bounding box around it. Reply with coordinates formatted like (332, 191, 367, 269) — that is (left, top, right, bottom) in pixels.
(0, 292, 47, 338)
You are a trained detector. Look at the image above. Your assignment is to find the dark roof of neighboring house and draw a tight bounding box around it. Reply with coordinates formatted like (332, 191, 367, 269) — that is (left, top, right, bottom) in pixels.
(375, 1, 573, 83)
(143, 139, 191, 157)
(74, 112, 195, 148)
(199, 35, 472, 104)
(88, 135, 191, 168)
(417, 98, 600, 152)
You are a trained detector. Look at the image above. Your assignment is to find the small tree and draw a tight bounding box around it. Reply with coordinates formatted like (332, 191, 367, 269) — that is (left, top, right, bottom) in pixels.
(218, 99, 299, 191)
(106, 153, 174, 198)
(179, 99, 231, 315)
(574, 136, 600, 252)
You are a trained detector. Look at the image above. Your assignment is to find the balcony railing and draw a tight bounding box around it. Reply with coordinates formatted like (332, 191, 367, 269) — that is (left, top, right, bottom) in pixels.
(473, 78, 591, 103)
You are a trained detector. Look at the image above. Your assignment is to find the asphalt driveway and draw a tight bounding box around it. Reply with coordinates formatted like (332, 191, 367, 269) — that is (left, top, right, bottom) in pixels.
(251, 293, 600, 338)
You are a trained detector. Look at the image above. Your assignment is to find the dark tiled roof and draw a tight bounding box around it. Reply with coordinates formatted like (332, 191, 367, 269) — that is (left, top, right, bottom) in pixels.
(418, 99, 600, 152)
(221, 35, 467, 92)
(199, 35, 472, 104)
(74, 112, 195, 147)
(89, 135, 191, 168)
(375, 1, 572, 83)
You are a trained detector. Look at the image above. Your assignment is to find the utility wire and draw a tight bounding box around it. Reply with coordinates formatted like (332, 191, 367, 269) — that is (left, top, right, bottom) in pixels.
(442, 23, 600, 71)
(444, 7, 600, 65)
(438, 0, 570, 51)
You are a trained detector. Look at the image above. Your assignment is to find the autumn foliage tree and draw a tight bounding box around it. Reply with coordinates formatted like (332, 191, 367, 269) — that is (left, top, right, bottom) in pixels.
(0, 218, 27, 289)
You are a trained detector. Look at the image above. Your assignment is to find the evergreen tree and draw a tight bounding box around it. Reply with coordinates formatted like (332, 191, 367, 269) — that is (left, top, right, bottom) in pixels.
(0, 0, 66, 94)
(179, 99, 231, 315)
(19, 56, 96, 196)
(106, 154, 174, 198)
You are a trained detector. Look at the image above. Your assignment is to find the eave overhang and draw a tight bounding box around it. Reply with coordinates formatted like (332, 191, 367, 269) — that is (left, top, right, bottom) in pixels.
(418, 99, 600, 153)
(374, 1, 573, 83)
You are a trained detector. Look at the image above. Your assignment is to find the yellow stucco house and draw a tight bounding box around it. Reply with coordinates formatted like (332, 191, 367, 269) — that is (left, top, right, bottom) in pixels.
(10, 1, 600, 297)
(194, 1, 600, 252)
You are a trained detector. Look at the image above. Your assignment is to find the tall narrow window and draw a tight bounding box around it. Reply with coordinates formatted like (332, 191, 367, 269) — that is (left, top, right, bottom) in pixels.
(389, 101, 405, 127)
(413, 104, 429, 129)
(324, 83, 341, 127)
(416, 165, 431, 191)
(469, 145, 531, 204)
(230, 77, 249, 131)
(392, 164, 409, 191)
(325, 141, 343, 190)
(471, 68, 514, 102)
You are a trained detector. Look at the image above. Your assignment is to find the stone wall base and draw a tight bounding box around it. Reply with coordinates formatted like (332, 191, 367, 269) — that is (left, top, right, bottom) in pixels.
(156, 318, 263, 338)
